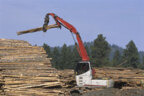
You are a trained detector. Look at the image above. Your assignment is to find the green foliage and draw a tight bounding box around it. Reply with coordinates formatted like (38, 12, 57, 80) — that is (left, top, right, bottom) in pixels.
(85, 45, 91, 57)
(143, 56, 144, 65)
(71, 46, 81, 68)
(52, 47, 60, 68)
(43, 43, 52, 58)
(43, 34, 143, 70)
(112, 50, 122, 66)
(122, 40, 140, 68)
(140, 56, 144, 69)
(91, 34, 111, 67)
(59, 44, 74, 69)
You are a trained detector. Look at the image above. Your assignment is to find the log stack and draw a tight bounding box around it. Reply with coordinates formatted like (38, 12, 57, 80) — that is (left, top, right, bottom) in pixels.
(57, 68, 144, 89)
(0, 39, 62, 96)
(58, 70, 76, 88)
(94, 67, 144, 88)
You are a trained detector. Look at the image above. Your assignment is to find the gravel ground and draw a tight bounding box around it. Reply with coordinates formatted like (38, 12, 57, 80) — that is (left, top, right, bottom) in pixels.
(83, 88, 144, 96)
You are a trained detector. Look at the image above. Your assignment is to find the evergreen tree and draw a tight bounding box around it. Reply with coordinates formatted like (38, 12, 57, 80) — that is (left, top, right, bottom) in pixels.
(43, 43, 52, 58)
(59, 44, 73, 69)
(71, 46, 81, 69)
(85, 45, 91, 57)
(91, 34, 111, 67)
(143, 56, 144, 65)
(66, 47, 73, 69)
(122, 40, 140, 68)
(112, 50, 121, 66)
(52, 47, 60, 69)
(141, 56, 144, 69)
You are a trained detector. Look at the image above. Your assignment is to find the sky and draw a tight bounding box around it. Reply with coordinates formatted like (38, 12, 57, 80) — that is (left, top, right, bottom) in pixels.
(0, 0, 144, 51)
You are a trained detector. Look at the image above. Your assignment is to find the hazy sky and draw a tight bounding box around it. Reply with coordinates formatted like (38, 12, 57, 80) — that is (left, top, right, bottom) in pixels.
(0, 0, 143, 51)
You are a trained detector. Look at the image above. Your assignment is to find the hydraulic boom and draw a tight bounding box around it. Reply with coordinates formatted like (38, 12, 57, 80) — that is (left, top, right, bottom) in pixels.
(43, 13, 89, 61)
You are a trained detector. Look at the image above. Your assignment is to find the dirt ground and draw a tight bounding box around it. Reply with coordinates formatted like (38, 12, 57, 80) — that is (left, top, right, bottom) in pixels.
(82, 88, 144, 96)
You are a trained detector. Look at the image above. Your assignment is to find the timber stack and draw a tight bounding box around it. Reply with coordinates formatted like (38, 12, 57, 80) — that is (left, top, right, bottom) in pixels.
(94, 67, 144, 88)
(0, 39, 62, 96)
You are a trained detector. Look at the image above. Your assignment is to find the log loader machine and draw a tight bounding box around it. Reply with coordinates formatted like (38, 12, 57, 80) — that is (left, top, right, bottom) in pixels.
(42, 13, 114, 88)
(17, 13, 114, 95)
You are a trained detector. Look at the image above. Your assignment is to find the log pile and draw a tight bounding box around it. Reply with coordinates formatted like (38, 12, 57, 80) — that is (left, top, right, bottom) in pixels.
(58, 70, 76, 88)
(57, 68, 144, 89)
(0, 39, 62, 96)
(94, 67, 144, 88)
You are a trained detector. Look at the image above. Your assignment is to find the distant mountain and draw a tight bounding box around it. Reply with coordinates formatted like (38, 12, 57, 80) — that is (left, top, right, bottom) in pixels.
(109, 44, 123, 61)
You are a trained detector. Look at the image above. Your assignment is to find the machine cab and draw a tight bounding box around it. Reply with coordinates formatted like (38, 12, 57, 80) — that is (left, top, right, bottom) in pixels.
(75, 61, 114, 87)
(75, 61, 93, 86)
(75, 61, 91, 75)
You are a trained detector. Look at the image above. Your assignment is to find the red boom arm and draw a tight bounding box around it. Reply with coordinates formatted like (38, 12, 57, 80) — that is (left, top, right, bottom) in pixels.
(43, 13, 89, 61)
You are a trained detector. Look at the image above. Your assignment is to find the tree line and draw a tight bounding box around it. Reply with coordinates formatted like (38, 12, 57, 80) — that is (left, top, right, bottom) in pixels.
(43, 34, 144, 70)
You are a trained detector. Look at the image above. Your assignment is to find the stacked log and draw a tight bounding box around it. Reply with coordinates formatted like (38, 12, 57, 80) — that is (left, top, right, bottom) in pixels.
(57, 68, 144, 88)
(0, 39, 62, 96)
(94, 67, 144, 88)
(58, 70, 76, 88)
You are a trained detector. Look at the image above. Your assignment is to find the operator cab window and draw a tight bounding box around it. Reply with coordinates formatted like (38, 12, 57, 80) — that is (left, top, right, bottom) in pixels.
(75, 62, 89, 75)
